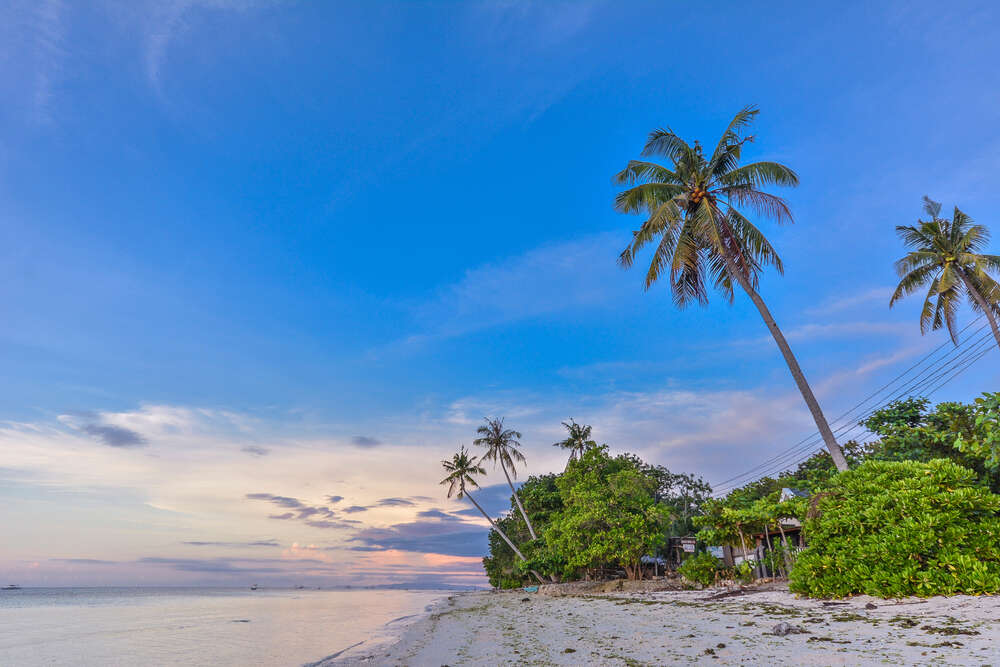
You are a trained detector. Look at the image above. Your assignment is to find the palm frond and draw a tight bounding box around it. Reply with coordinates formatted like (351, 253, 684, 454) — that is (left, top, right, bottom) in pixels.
(895, 224, 936, 250)
(933, 287, 960, 344)
(613, 183, 685, 215)
(922, 196, 942, 220)
(706, 250, 735, 303)
(938, 263, 959, 294)
(641, 206, 691, 289)
(641, 128, 689, 161)
(619, 200, 682, 270)
(956, 221, 989, 254)
(724, 187, 793, 224)
(967, 253, 1000, 278)
(893, 251, 939, 277)
(613, 160, 681, 186)
(726, 208, 784, 275)
(669, 243, 708, 308)
(707, 106, 759, 175)
(890, 263, 939, 306)
(918, 275, 940, 335)
(721, 161, 799, 189)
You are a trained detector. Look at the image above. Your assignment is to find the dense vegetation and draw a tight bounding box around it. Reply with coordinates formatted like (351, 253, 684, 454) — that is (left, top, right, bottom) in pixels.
(481, 441, 710, 588)
(693, 392, 1000, 596)
(789, 459, 1000, 598)
(474, 393, 1000, 594)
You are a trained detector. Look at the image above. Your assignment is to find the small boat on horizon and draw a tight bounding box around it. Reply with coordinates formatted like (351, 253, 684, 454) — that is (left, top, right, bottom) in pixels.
(250, 584, 258, 591)
(1, 584, 21, 590)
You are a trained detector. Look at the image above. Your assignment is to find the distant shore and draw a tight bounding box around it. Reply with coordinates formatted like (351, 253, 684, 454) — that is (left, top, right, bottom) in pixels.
(328, 584, 1000, 666)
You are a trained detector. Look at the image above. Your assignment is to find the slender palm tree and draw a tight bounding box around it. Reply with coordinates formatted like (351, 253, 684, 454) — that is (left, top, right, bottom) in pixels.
(552, 419, 596, 470)
(440, 446, 526, 560)
(474, 417, 537, 540)
(890, 196, 1000, 349)
(614, 106, 848, 471)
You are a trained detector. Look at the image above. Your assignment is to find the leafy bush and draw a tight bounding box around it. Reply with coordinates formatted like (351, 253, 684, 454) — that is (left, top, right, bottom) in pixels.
(733, 560, 756, 584)
(677, 552, 719, 587)
(865, 394, 1000, 492)
(546, 446, 670, 580)
(789, 459, 1000, 598)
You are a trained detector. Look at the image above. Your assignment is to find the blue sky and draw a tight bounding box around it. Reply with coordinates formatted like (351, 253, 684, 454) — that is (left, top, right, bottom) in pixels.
(1, 0, 999, 587)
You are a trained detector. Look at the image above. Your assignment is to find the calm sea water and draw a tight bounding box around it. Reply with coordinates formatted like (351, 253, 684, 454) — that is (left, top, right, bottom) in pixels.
(0, 587, 450, 666)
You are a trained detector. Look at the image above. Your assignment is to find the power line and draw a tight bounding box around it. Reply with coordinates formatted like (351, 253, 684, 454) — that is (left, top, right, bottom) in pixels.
(710, 322, 996, 494)
(711, 334, 996, 493)
(707, 316, 988, 490)
(759, 334, 997, 481)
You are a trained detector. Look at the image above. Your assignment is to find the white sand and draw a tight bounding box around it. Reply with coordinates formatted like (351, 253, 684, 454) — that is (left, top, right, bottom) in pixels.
(329, 586, 1000, 666)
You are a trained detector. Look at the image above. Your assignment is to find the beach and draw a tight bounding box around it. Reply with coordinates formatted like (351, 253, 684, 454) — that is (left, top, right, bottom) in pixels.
(333, 585, 1000, 666)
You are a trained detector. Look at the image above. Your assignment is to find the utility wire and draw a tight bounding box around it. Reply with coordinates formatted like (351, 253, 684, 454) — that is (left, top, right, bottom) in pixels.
(711, 334, 996, 493)
(710, 321, 996, 494)
(708, 316, 988, 490)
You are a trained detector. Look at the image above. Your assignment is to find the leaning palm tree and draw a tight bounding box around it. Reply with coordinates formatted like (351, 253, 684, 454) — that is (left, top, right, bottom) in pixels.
(440, 446, 526, 560)
(474, 417, 537, 540)
(890, 196, 1000, 349)
(552, 419, 596, 470)
(614, 106, 848, 471)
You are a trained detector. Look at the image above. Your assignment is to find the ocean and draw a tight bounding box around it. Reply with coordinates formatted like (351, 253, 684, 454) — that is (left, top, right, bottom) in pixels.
(0, 587, 451, 666)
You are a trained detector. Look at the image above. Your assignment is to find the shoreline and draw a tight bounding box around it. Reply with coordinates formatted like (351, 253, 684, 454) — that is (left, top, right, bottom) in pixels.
(312, 591, 459, 665)
(329, 585, 1000, 666)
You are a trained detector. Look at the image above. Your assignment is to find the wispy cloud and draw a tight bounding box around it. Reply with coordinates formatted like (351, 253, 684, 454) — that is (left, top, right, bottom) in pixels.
(467, 0, 603, 54)
(730, 319, 910, 348)
(2, 0, 67, 123)
(182, 539, 279, 547)
(50, 558, 116, 565)
(376, 497, 415, 508)
(404, 233, 623, 346)
(246, 492, 347, 528)
(350, 518, 488, 558)
(139, 556, 295, 574)
(806, 287, 893, 316)
(134, 0, 277, 93)
(246, 493, 305, 509)
(81, 423, 147, 448)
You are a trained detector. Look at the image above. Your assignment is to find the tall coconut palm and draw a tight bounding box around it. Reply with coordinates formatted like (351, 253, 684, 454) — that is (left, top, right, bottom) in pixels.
(474, 417, 537, 540)
(890, 196, 1000, 349)
(553, 419, 597, 470)
(440, 446, 526, 560)
(614, 106, 848, 471)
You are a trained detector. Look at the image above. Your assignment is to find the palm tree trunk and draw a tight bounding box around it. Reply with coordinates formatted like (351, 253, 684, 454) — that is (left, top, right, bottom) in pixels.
(724, 254, 849, 472)
(501, 461, 538, 540)
(776, 521, 793, 573)
(465, 491, 525, 560)
(466, 491, 545, 585)
(761, 525, 777, 578)
(956, 268, 1000, 349)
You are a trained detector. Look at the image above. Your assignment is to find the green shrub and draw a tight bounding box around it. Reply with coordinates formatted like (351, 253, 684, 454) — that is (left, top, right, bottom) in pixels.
(678, 552, 719, 587)
(789, 459, 1000, 598)
(733, 560, 756, 584)
(714, 559, 756, 584)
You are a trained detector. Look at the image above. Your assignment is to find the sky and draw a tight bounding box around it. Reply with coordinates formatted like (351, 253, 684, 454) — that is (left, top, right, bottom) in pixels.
(1, 0, 999, 588)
